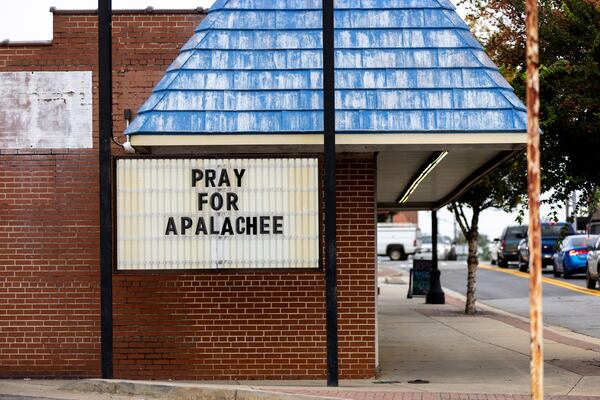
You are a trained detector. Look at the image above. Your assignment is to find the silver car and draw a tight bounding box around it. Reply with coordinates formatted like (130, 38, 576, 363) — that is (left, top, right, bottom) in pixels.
(586, 236, 600, 289)
(414, 235, 456, 261)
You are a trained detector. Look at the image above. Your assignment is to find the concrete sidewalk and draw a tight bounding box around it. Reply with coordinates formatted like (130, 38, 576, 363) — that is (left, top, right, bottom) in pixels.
(2, 279, 600, 399)
(374, 281, 600, 396)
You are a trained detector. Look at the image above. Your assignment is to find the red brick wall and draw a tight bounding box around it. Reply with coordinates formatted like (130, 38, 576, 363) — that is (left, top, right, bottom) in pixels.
(0, 12, 377, 379)
(392, 211, 418, 224)
(336, 154, 377, 378)
(0, 153, 101, 378)
(0, 11, 204, 378)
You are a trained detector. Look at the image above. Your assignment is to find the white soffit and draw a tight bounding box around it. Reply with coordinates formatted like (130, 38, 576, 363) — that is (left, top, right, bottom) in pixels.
(377, 149, 503, 204)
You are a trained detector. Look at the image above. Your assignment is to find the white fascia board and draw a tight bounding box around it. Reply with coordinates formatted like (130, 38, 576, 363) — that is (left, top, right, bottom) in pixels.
(130, 133, 527, 147)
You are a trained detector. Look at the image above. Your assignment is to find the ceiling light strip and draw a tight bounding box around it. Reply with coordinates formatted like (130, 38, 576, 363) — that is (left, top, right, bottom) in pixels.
(398, 151, 449, 204)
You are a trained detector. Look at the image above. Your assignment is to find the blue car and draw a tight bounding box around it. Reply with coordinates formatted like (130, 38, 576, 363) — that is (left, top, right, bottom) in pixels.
(552, 235, 599, 278)
(517, 222, 575, 272)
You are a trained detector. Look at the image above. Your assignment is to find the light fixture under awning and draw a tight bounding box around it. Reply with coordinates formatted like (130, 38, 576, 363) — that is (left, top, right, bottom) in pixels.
(398, 151, 449, 204)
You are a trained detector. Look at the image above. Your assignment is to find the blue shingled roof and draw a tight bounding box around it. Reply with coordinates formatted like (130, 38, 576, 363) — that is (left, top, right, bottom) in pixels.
(125, 0, 527, 135)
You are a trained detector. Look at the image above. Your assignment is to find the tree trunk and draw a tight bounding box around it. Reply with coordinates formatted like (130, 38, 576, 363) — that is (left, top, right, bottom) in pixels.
(465, 233, 479, 314)
(451, 202, 481, 315)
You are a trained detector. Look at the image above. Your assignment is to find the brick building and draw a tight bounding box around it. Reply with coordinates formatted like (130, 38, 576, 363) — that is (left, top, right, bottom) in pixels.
(0, 1, 527, 381)
(0, 8, 376, 380)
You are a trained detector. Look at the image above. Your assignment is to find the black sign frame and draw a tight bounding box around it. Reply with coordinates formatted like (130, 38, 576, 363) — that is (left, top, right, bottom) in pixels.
(112, 154, 324, 274)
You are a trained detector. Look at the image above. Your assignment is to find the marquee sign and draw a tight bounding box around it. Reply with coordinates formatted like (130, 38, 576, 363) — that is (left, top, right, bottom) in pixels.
(116, 158, 320, 270)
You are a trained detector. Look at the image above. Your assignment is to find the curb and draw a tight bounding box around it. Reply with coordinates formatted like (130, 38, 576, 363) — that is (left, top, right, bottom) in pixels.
(61, 379, 342, 400)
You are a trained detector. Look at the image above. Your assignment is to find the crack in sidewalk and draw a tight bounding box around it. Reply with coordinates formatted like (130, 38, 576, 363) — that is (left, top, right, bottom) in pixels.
(567, 375, 584, 395)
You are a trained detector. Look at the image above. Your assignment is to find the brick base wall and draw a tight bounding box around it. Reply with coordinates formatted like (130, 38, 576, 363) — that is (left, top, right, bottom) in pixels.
(0, 150, 377, 380)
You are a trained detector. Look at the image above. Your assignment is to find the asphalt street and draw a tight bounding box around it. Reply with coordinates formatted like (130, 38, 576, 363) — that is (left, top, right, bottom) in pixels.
(380, 258, 600, 339)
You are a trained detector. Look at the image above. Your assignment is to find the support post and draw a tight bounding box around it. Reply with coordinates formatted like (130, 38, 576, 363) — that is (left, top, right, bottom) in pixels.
(98, 0, 113, 379)
(322, 0, 338, 387)
(426, 210, 445, 304)
(525, 0, 543, 398)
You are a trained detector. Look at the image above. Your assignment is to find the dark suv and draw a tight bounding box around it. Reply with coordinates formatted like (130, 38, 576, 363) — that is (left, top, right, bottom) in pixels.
(498, 225, 528, 268)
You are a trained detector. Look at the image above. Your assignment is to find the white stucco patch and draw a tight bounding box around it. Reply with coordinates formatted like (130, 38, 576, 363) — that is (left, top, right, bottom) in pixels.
(0, 71, 92, 149)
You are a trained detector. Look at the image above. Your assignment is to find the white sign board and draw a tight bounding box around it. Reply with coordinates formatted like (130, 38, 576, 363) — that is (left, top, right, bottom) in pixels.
(0, 71, 92, 149)
(116, 158, 320, 270)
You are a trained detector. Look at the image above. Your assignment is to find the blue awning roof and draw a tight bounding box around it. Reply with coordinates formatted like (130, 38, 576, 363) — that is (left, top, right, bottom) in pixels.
(125, 0, 527, 136)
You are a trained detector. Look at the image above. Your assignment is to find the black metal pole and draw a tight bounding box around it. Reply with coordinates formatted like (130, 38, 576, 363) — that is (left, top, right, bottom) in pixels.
(98, 0, 113, 379)
(432, 211, 438, 267)
(426, 210, 445, 304)
(323, 0, 338, 387)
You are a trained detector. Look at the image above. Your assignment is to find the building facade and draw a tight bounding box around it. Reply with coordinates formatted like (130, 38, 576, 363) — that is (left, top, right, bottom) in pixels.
(1, 0, 527, 381)
(0, 9, 376, 379)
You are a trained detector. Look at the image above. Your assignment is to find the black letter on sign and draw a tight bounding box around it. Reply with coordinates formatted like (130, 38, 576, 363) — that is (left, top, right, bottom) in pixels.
(234, 169, 246, 187)
(273, 216, 284, 234)
(227, 193, 239, 211)
(260, 216, 270, 234)
(246, 217, 257, 235)
(210, 193, 224, 211)
(198, 193, 209, 211)
(221, 217, 234, 235)
(218, 170, 231, 187)
(205, 169, 216, 187)
(235, 217, 245, 234)
(165, 217, 178, 235)
(210, 217, 219, 234)
(195, 217, 207, 235)
(191, 169, 203, 187)
(181, 217, 193, 235)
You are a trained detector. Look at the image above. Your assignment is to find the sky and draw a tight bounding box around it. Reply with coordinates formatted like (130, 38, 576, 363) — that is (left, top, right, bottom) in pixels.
(0, 0, 468, 41)
(0, 1, 218, 41)
(0, 0, 563, 239)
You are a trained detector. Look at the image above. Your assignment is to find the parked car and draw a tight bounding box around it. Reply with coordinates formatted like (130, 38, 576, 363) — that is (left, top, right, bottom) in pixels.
(489, 238, 500, 265)
(517, 238, 529, 272)
(377, 223, 421, 261)
(588, 221, 600, 235)
(413, 235, 457, 260)
(514, 222, 576, 272)
(585, 236, 600, 289)
(552, 235, 598, 278)
(498, 225, 528, 268)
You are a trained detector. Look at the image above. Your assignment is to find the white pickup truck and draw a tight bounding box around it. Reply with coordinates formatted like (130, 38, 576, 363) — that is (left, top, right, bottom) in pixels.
(377, 223, 422, 261)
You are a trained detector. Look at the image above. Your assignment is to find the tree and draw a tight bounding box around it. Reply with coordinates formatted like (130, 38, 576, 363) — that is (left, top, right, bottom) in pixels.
(450, 0, 600, 314)
(450, 157, 527, 314)
(460, 0, 600, 212)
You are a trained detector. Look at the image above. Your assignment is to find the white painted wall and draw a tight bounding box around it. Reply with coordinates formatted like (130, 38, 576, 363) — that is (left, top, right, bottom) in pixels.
(0, 71, 92, 149)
